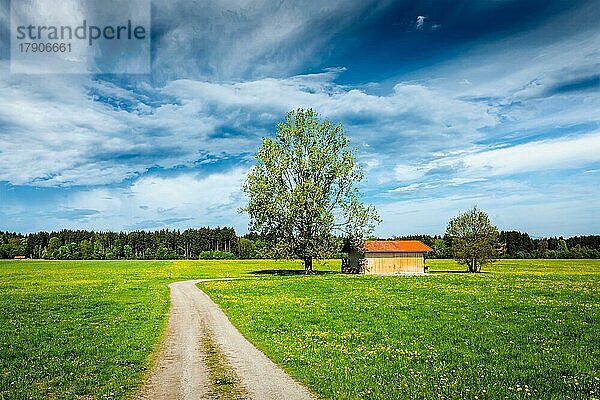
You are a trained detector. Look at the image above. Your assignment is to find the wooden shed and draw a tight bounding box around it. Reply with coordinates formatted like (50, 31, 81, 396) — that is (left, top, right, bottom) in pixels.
(343, 240, 432, 274)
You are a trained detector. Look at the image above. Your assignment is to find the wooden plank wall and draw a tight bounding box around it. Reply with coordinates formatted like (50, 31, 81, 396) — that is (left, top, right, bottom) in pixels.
(365, 252, 425, 274)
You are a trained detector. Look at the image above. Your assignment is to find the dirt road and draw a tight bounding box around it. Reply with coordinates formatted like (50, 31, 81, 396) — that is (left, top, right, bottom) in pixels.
(138, 280, 315, 400)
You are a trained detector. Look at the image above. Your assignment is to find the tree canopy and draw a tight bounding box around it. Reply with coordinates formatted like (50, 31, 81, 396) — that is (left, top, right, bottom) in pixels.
(243, 108, 380, 273)
(446, 206, 499, 272)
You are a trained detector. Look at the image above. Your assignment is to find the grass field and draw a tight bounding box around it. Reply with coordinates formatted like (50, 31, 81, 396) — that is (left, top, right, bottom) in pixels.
(201, 259, 600, 400)
(0, 259, 308, 399)
(1, 259, 598, 399)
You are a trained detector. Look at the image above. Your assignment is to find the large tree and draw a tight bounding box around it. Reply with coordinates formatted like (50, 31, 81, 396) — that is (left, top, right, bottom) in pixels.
(243, 108, 380, 273)
(446, 206, 499, 273)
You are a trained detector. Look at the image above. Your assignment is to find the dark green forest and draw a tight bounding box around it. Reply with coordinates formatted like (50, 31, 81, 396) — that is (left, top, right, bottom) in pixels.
(395, 232, 600, 259)
(0, 228, 241, 260)
(1, 228, 599, 260)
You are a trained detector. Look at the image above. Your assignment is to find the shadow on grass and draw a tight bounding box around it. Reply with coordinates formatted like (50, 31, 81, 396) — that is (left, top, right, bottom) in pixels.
(250, 269, 339, 276)
(429, 270, 489, 274)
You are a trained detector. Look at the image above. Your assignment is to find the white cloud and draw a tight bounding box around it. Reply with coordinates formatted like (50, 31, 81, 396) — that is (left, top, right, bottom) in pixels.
(395, 3, 600, 148)
(392, 131, 600, 186)
(64, 168, 249, 231)
(413, 5, 600, 109)
(390, 183, 424, 193)
(389, 175, 488, 193)
(0, 63, 497, 187)
(393, 164, 427, 182)
(447, 177, 488, 185)
(458, 132, 600, 177)
(416, 16, 426, 30)
(130, 169, 247, 211)
(151, 0, 395, 81)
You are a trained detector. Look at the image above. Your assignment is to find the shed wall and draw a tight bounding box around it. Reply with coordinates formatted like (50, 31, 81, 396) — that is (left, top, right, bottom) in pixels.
(364, 252, 425, 274)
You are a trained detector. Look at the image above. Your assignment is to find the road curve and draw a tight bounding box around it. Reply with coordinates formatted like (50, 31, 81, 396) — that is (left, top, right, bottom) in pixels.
(139, 280, 315, 400)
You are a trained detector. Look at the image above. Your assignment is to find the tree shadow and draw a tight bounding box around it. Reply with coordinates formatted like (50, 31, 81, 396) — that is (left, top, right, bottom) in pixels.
(428, 270, 489, 274)
(250, 269, 339, 276)
(428, 270, 469, 274)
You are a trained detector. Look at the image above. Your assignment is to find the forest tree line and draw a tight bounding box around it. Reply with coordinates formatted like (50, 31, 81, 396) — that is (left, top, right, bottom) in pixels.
(0, 228, 239, 260)
(395, 231, 600, 259)
(1, 228, 599, 259)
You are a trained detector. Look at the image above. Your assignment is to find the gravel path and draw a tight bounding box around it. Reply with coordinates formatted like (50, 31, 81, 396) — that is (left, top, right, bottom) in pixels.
(139, 280, 315, 400)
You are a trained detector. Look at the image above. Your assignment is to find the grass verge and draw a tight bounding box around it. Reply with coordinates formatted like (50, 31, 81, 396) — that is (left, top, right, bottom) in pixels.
(202, 326, 248, 400)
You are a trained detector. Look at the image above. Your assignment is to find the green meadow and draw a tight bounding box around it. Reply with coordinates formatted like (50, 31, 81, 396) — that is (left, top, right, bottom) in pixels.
(202, 259, 600, 400)
(0, 259, 301, 399)
(1, 259, 599, 399)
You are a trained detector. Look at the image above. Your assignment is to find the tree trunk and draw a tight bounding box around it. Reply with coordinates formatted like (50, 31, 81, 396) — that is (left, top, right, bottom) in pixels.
(304, 257, 313, 274)
(467, 258, 477, 273)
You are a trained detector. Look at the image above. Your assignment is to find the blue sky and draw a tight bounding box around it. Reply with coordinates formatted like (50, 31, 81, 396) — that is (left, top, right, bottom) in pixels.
(0, 0, 599, 236)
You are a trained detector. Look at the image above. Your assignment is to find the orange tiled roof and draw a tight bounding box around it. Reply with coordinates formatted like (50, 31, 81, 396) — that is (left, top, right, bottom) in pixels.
(363, 240, 432, 253)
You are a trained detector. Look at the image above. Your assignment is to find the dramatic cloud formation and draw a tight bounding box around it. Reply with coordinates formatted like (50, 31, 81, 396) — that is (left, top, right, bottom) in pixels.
(0, 0, 598, 235)
(150, 0, 396, 81)
(0, 67, 495, 187)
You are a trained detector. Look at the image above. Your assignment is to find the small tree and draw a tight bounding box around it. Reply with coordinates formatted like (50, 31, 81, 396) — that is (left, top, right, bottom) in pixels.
(123, 244, 133, 259)
(243, 108, 380, 273)
(237, 237, 257, 259)
(432, 238, 448, 259)
(446, 206, 499, 272)
(47, 237, 62, 259)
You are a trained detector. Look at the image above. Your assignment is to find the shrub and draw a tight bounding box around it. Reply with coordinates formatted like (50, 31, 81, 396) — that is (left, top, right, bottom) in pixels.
(198, 250, 236, 260)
